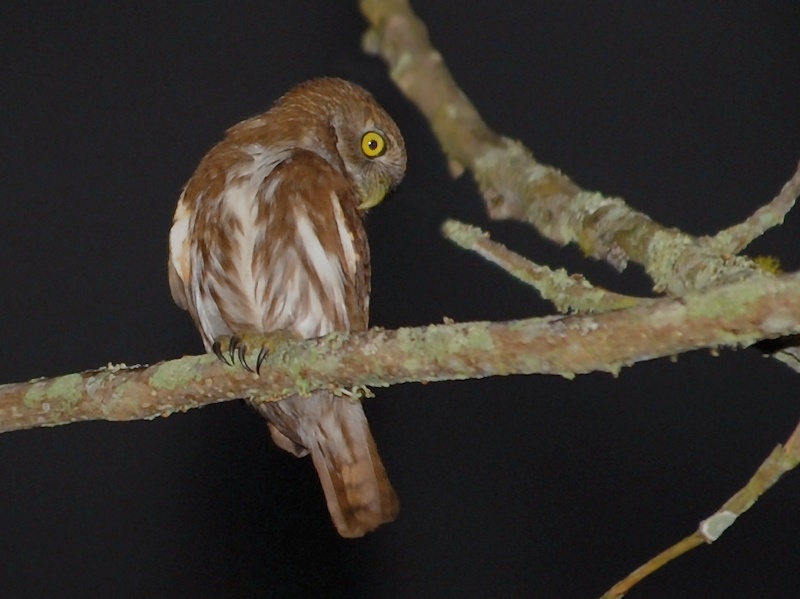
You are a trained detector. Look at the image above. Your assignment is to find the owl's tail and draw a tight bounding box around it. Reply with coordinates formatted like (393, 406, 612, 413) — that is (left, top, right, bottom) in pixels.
(260, 393, 399, 538)
(308, 398, 399, 538)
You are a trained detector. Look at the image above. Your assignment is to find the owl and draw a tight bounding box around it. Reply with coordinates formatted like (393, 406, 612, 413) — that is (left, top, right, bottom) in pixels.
(168, 78, 406, 537)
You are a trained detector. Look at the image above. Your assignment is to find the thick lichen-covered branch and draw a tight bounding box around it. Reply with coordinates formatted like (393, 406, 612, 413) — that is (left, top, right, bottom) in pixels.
(359, 0, 799, 298)
(3, 271, 800, 434)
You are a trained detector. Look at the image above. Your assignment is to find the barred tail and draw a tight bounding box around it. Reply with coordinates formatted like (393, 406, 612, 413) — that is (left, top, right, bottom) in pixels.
(308, 398, 399, 537)
(258, 392, 399, 538)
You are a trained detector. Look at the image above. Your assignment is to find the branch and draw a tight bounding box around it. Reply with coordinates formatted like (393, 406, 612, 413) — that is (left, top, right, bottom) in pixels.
(442, 219, 647, 313)
(706, 167, 800, 256)
(359, 0, 799, 297)
(602, 415, 800, 598)
(4, 270, 800, 433)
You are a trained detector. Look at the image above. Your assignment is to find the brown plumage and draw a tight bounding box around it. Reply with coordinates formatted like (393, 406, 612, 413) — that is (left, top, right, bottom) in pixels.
(168, 78, 406, 537)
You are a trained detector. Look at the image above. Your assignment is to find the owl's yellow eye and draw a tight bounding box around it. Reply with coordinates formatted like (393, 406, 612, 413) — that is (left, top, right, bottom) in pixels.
(360, 130, 387, 158)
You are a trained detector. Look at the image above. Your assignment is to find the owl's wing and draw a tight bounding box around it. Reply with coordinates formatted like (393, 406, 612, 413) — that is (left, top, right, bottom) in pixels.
(168, 192, 192, 310)
(171, 147, 369, 346)
(241, 149, 370, 337)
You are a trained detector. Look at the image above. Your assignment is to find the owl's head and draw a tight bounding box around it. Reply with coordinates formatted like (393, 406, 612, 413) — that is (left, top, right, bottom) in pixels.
(322, 79, 406, 210)
(265, 78, 407, 211)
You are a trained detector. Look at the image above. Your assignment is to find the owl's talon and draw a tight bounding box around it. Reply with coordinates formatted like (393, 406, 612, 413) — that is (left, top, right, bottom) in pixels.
(237, 342, 254, 373)
(228, 335, 242, 365)
(256, 346, 269, 374)
(213, 334, 262, 371)
(212, 340, 225, 363)
(212, 338, 235, 366)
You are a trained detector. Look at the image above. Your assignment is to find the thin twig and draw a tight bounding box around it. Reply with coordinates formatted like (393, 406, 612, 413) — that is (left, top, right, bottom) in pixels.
(442, 219, 646, 313)
(601, 534, 706, 599)
(602, 418, 800, 598)
(706, 162, 800, 256)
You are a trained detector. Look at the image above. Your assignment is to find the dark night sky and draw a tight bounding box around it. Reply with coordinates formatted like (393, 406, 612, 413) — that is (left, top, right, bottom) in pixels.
(2, 2, 800, 598)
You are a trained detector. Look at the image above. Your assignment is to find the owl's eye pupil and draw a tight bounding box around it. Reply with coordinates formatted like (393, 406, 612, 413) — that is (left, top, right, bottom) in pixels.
(361, 130, 387, 158)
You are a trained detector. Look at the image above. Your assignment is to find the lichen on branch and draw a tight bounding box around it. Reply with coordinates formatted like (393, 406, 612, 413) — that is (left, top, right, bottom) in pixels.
(442, 219, 646, 314)
(3, 271, 800, 434)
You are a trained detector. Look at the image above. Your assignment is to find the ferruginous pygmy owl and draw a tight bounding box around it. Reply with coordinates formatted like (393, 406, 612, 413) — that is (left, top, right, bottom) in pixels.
(168, 78, 406, 537)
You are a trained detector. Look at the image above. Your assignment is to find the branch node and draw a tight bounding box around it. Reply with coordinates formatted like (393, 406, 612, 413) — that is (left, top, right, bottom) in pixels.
(699, 510, 738, 542)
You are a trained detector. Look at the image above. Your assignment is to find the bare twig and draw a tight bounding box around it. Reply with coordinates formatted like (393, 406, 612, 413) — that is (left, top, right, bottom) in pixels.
(602, 417, 800, 598)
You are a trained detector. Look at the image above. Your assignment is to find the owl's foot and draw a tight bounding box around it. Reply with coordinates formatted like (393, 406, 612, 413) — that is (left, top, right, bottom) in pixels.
(212, 335, 250, 370)
(212, 331, 297, 374)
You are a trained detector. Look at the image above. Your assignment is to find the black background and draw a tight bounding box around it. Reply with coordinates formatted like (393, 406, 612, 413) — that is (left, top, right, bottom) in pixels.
(2, 2, 800, 598)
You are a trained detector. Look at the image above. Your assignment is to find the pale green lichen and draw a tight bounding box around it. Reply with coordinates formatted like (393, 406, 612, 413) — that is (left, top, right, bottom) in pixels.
(322, 330, 349, 351)
(149, 358, 208, 391)
(473, 139, 541, 195)
(564, 191, 618, 249)
(295, 376, 315, 397)
(441, 219, 487, 249)
(45, 373, 83, 408)
(686, 283, 764, 321)
(464, 325, 495, 352)
(149, 364, 189, 391)
(23, 384, 47, 409)
(422, 323, 495, 361)
(389, 50, 414, 82)
(531, 267, 632, 314)
(646, 231, 695, 289)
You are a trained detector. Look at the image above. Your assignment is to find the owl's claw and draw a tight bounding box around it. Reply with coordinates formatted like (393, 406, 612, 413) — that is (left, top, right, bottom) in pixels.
(256, 346, 269, 375)
(212, 331, 296, 374)
(222, 335, 254, 373)
(211, 335, 244, 368)
(227, 335, 241, 365)
(239, 348, 253, 372)
(212, 339, 234, 366)
(235, 338, 255, 373)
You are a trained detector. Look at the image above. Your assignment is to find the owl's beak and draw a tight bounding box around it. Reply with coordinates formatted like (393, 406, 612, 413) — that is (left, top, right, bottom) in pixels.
(358, 180, 392, 210)
(358, 194, 384, 210)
